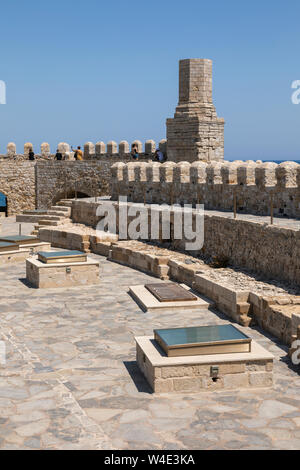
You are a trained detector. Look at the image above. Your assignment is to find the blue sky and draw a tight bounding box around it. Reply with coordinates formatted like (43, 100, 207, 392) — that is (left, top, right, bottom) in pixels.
(0, 0, 299, 160)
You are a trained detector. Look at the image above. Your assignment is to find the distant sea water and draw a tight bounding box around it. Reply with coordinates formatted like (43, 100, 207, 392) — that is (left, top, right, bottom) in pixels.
(228, 160, 300, 164)
(262, 160, 300, 164)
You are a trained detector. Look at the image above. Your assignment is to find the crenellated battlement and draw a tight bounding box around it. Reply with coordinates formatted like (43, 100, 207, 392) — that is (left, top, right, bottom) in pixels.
(0, 139, 167, 160)
(111, 160, 300, 188)
(111, 160, 300, 218)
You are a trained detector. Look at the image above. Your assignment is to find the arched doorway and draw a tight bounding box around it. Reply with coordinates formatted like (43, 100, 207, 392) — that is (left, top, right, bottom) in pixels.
(52, 190, 91, 206)
(0, 192, 7, 217)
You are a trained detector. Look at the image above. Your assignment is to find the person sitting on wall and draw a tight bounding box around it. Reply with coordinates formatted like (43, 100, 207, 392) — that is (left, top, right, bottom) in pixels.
(154, 149, 165, 163)
(71, 146, 83, 161)
(28, 149, 35, 161)
(131, 144, 139, 160)
(55, 149, 63, 161)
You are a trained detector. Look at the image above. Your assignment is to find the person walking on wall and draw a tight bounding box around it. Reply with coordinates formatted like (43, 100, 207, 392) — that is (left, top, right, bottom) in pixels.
(131, 144, 139, 160)
(55, 149, 63, 161)
(28, 149, 35, 161)
(71, 146, 83, 161)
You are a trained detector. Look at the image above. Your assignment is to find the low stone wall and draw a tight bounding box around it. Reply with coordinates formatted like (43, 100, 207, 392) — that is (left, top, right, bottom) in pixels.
(250, 293, 296, 345)
(109, 242, 170, 280)
(201, 214, 300, 286)
(38, 227, 90, 252)
(71, 200, 101, 227)
(69, 199, 300, 286)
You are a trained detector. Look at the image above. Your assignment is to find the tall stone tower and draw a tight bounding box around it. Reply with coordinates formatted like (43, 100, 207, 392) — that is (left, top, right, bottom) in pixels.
(166, 59, 225, 163)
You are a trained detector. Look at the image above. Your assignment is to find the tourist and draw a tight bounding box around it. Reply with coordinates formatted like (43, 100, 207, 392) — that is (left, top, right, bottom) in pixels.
(28, 149, 35, 161)
(55, 149, 63, 161)
(131, 144, 139, 160)
(154, 149, 165, 163)
(71, 146, 83, 161)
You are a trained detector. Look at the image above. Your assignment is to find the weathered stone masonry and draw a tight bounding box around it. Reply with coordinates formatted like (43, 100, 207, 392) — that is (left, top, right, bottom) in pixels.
(35, 161, 112, 209)
(0, 161, 36, 215)
(166, 59, 225, 162)
(111, 160, 300, 218)
(0, 160, 114, 215)
(69, 199, 300, 287)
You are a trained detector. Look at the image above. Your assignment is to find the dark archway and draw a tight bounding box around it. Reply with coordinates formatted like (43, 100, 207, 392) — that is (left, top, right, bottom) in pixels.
(52, 189, 91, 206)
(0, 192, 8, 217)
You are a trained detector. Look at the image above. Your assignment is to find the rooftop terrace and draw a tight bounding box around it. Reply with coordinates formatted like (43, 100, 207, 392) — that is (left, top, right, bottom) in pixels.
(0, 218, 299, 449)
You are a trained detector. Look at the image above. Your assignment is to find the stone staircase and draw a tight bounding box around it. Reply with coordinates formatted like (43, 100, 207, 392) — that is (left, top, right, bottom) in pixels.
(31, 200, 73, 236)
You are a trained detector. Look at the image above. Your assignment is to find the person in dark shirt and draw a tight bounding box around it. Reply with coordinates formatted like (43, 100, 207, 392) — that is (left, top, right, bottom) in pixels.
(131, 144, 139, 160)
(154, 149, 166, 163)
(55, 149, 63, 161)
(28, 149, 35, 161)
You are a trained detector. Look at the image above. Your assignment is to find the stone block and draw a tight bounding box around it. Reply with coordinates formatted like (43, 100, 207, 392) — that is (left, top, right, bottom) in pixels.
(172, 377, 204, 392)
(26, 256, 100, 288)
(248, 372, 273, 387)
(223, 373, 249, 390)
(135, 336, 274, 393)
(154, 379, 174, 393)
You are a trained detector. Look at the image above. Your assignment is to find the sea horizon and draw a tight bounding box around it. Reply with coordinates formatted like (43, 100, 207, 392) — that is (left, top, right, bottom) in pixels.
(228, 159, 300, 164)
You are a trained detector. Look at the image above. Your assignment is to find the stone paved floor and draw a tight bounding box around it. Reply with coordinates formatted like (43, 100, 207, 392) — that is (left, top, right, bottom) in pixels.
(0, 218, 299, 450)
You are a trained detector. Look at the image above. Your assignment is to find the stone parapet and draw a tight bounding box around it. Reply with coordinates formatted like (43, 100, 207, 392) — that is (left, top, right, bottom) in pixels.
(111, 160, 300, 217)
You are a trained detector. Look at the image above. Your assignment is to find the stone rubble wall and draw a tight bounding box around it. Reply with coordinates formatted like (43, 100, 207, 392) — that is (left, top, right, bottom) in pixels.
(35, 161, 112, 209)
(38, 227, 90, 252)
(0, 161, 36, 215)
(111, 160, 300, 218)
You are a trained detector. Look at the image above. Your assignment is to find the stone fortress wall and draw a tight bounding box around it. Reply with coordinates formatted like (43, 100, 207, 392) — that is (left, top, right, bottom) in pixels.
(0, 161, 36, 215)
(0, 139, 166, 215)
(0, 139, 167, 161)
(111, 160, 300, 218)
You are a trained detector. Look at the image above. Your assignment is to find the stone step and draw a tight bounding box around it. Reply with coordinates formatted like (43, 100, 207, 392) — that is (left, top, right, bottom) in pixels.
(23, 210, 48, 215)
(57, 200, 73, 207)
(38, 215, 63, 222)
(16, 214, 46, 224)
(38, 220, 61, 226)
(47, 210, 70, 217)
(51, 206, 71, 213)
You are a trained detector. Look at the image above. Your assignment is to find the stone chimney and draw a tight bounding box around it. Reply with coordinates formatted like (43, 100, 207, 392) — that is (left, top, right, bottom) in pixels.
(166, 59, 225, 163)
